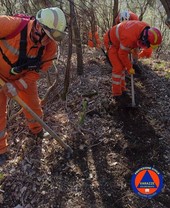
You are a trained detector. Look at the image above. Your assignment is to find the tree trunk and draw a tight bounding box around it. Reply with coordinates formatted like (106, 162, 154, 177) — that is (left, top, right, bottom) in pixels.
(160, 0, 170, 27)
(112, 0, 119, 26)
(70, 0, 84, 75)
(61, 4, 73, 100)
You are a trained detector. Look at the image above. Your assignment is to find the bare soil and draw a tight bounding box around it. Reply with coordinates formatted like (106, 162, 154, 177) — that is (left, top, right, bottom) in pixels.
(0, 48, 170, 208)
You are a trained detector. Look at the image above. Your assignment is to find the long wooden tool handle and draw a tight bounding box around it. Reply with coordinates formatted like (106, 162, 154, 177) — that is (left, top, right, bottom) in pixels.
(0, 78, 73, 153)
(131, 74, 136, 107)
(129, 53, 136, 107)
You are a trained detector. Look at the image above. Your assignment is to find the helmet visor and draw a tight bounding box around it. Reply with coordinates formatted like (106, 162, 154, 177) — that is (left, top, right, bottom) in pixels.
(41, 24, 66, 41)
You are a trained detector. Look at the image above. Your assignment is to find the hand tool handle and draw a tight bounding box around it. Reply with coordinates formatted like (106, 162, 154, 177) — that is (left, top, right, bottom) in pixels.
(0, 78, 73, 153)
(131, 74, 136, 107)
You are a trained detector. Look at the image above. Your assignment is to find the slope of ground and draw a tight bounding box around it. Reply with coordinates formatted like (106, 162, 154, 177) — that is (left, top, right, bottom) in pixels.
(0, 48, 169, 208)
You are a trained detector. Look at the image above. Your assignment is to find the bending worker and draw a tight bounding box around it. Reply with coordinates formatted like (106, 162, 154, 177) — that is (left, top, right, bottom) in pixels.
(115, 10, 153, 59)
(0, 7, 66, 165)
(103, 20, 162, 97)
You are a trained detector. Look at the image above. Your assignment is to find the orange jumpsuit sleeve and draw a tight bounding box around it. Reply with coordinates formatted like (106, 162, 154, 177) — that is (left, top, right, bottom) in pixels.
(17, 71, 40, 88)
(41, 41, 57, 72)
(0, 15, 22, 38)
(118, 48, 132, 70)
(138, 47, 153, 58)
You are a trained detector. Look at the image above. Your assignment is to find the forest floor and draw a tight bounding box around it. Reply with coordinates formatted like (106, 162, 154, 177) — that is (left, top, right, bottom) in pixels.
(0, 47, 170, 208)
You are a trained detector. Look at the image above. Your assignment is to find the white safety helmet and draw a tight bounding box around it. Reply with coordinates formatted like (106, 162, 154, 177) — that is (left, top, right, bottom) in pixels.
(119, 10, 130, 22)
(36, 7, 66, 41)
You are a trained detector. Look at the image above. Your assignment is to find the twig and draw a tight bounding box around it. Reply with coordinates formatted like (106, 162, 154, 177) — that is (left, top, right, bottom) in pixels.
(8, 108, 23, 122)
(41, 79, 57, 105)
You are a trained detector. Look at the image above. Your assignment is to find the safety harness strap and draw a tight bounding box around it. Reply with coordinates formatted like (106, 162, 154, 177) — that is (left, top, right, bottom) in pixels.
(0, 47, 13, 67)
(0, 25, 28, 68)
(0, 25, 45, 74)
(16, 24, 28, 66)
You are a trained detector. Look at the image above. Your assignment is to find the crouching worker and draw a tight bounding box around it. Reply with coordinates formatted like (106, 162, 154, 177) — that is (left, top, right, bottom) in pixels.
(0, 7, 67, 165)
(103, 21, 162, 98)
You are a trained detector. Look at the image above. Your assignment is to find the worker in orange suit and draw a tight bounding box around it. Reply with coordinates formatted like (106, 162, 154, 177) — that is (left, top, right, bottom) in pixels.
(103, 21, 162, 97)
(88, 27, 101, 48)
(115, 10, 139, 24)
(115, 10, 153, 60)
(0, 7, 67, 165)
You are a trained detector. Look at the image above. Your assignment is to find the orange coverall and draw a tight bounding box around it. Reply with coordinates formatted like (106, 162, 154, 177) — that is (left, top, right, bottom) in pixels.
(115, 11, 139, 24)
(88, 31, 101, 48)
(103, 21, 149, 96)
(115, 11, 152, 60)
(0, 15, 57, 154)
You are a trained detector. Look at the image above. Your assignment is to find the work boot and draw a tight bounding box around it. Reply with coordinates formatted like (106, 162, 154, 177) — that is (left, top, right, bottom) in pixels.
(0, 153, 8, 166)
(34, 129, 49, 145)
(36, 129, 50, 139)
(28, 129, 50, 146)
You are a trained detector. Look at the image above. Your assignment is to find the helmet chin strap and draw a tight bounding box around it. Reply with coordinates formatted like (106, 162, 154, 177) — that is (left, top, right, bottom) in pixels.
(31, 20, 46, 44)
(35, 31, 46, 43)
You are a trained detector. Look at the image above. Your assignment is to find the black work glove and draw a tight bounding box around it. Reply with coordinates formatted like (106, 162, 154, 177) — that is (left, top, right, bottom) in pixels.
(133, 63, 141, 74)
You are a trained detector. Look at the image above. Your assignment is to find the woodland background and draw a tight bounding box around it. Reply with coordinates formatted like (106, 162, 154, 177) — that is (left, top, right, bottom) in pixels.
(0, 1, 170, 208)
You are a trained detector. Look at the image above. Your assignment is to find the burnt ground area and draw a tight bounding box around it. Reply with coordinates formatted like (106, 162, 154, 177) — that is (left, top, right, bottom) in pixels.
(0, 48, 170, 208)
